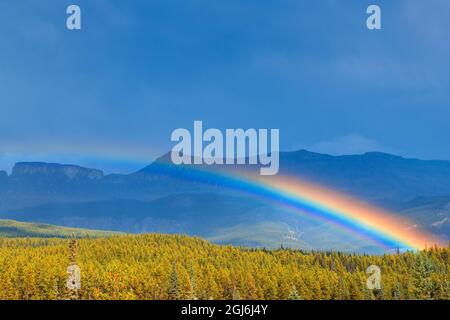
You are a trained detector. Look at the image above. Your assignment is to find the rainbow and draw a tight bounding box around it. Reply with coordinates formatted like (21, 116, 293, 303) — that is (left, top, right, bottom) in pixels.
(148, 162, 446, 251)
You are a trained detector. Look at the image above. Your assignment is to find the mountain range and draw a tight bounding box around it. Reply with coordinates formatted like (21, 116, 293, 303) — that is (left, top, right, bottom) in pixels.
(0, 150, 449, 253)
(0, 219, 121, 238)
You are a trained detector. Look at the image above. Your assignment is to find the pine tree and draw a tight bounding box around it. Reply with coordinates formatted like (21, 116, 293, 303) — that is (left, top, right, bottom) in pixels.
(187, 265, 197, 300)
(412, 253, 434, 299)
(66, 237, 80, 300)
(349, 279, 363, 300)
(363, 285, 374, 300)
(336, 277, 348, 300)
(392, 282, 402, 300)
(167, 262, 179, 300)
(0, 234, 448, 301)
(373, 287, 385, 300)
(232, 286, 241, 300)
(288, 286, 301, 300)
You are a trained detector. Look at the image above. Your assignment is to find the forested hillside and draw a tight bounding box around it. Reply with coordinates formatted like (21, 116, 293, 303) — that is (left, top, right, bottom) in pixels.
(0, 234, 448, 300)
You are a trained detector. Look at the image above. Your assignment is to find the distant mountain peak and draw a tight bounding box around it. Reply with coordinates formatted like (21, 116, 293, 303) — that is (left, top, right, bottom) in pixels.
(361, 151, 403, 159)
(153, 151, 174, 164)
(11, 162, 104, 181)
(289, 149, 403, 159)
(287, 149, 331, 159)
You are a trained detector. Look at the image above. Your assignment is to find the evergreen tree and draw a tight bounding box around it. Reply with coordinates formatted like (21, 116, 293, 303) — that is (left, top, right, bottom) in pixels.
(288, 286, 301, 300)
(372, 287, 385, 300)
(232, 286, 241, 300)
(412, 254, 434, 299)
(363, 285, 374, 300)
(0, 235, 448, 300)
(187, 265, 197, 300)
(168, 262, 179, 300)
(336, 277, 348, 300)
(392, 282, 402, 300)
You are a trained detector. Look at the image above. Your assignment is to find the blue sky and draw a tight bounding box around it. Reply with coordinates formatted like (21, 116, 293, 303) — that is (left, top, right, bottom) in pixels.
(0, 0, 449, 173)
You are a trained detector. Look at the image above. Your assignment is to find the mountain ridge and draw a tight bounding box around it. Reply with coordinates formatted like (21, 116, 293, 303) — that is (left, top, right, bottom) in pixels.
(1, 150, 449, 252)
(2, 149, 450, 205)
(11, 162, 104, 180)
(0, 219, 121, 238)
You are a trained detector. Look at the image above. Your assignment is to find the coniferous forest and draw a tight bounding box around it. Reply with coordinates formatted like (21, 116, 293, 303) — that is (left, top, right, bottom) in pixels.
(0, 234, 448, 300)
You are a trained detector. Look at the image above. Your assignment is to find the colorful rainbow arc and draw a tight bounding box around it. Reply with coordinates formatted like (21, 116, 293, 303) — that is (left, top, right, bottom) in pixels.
(148, 162, 446, 251)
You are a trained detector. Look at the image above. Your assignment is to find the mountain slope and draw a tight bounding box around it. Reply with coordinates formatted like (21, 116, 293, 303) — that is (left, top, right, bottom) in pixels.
(278, 151, 450, 203)
(2, 150, 450, 209)
(396, 196, 450, 239)
(0, 219, 121, 238)
(1, 150, 450, 252)
(137, 150, 450, 203)
(0, 192, 426, 254)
